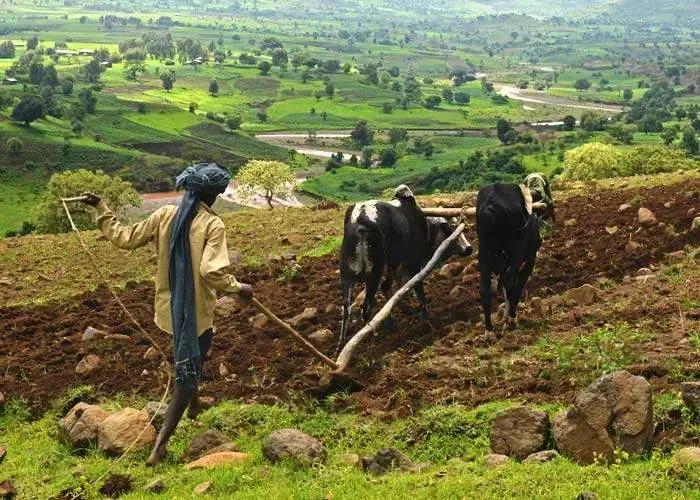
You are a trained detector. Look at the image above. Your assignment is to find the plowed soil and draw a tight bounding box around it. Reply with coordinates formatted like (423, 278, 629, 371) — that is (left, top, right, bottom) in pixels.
(1, 181, 698, 416)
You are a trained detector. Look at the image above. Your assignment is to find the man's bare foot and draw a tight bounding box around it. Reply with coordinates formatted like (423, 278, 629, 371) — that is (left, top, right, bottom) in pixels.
(146, 444, 166, 467)
(187, 396, 215, 419)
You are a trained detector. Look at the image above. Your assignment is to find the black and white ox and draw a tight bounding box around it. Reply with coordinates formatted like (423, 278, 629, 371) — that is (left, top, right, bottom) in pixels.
(476, 174, 554, 333)
(339, 185, 472, 348)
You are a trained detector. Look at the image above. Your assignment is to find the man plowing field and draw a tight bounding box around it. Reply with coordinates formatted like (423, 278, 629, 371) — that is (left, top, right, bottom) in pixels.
(79, 162, 253, 466)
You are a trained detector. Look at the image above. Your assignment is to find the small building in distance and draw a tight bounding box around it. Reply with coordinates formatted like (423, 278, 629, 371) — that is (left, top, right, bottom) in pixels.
(3, 77, 18, 85)
(78, 48, 95, 56)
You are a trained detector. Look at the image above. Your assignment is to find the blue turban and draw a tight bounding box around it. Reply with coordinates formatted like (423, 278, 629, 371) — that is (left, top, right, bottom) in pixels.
(169, 162, 230, 387)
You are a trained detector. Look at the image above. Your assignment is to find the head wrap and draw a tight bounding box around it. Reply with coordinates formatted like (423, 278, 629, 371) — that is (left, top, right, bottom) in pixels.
(169, 162, 230, 387)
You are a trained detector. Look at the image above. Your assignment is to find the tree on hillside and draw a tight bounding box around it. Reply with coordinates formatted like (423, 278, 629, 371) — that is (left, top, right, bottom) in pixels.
(28, 60, 45, 85)
(271, 48, 288, 66)
(78, 87, 97, 114)
(638, 114, 663, 134)
(61, 76, 75, 96)
(580, 111, 605, 132)
(623, 89, 633, 102)
(324, 81, 335, 98)
(160, 69, 176, 91)
(389, 128, 407, 145)
(209, 78, 219, 96)
(321, 59, 340, 73)
(379, 147, 398, 167)
(496, 118, 515, 144)
(574, 78, 591, 92)
(0, 40, 15, 59)
(189, 102, 198, 113)
(11, 92, 45, 126)
(258, 60, 272, 75)
(423, 95, 442, 109)
(351, 120, 374, 147)
(42, 65, 59, 87)
(442, 88, 454, 103)
(80, 58, 105, 83)
(662, 126, 678, 145)
(562, 115, 576, 131)
(454, 92, 470, 105)
(682, 127, 699, 155)
(207, 40, 216, 52)
(36, 169, 140, 234)
(607, 123, 636, 144)
(226, 115, 242, 131)
(176, 38, 205, 63)
(260, 37, 283, 51)
(5, 137, 23, 156)
(124, 61, 147, 81)
(236, 160, 297, 209)
(26, 35, 39, 50)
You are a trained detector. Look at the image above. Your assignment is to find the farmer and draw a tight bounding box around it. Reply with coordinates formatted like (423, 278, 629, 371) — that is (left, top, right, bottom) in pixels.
(80, 162, 253, 465)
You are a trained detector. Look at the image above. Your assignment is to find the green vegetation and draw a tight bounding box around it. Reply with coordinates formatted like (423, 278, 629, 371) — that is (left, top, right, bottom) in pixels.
(1, 395, 697, 499)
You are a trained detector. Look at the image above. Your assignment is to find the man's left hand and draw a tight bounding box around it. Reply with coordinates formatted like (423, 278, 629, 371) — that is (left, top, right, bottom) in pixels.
(80, 192, 102, 207)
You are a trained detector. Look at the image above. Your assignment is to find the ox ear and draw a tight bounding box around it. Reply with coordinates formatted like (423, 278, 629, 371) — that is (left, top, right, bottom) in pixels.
(519, 184, 533, 215)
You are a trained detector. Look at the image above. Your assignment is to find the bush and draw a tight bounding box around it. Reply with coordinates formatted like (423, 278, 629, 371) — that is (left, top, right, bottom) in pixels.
(137, 102, 147, 114)
(236, 160, 296, 209)
(6, 137, 23, 156)
(626, 145, 694, 175)
(226, 115, 242, 130)
(378, 147, 398, 167)
(36, 169, 141, 234)
(563, 143, 628, 180)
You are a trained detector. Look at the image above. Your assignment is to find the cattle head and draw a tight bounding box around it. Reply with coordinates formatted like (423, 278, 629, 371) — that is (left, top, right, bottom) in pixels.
(523, 172, 555, 233)
(426, 216, 472, 262)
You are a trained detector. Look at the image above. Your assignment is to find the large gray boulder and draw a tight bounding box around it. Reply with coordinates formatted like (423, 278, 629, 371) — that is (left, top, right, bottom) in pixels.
(262, 429, 326, 466)
(554, 370, 653, 464)
(490, 406, 550, 460)
(59, 403, 109, 450)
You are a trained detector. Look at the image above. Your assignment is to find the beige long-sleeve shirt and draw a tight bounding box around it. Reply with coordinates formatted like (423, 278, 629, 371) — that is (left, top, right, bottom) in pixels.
(96, 201, 240, 336)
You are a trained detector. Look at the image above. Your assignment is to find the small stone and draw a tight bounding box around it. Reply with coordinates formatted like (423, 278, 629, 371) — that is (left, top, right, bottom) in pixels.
(218, 362, 230, 378)
(199, 396, 215, 409)
(0, 278, 12, 286)
(691, 217, 700, 233)
(0, 392, 4, 408)
(215, 296, 237, 315)
(605, 226, 618, 235)
(625, 240, 642, 253)
(671, 447, 700, 471)
(0, 480, 16, 498)
(530, 297, 543, 317)
(143, 346, 160, 361)
(523, 450, 559, 464)
(181, 430, 231, 462)
(186, 451, 249, 469)
(688, 208, 696, 217)
(146, 479, 165, 494)
(360, 448, 424, 475)
(228, 251, 242, 265)
(636, 268, 653, 276)
(280, 237, 291, 245)
(288, 307, 318, 327)
(667, 250, 685, 261)
(141, 369, 149, 376)
(564, 218, 577, 227)
(104, 334, 131, 342)
(82, 326, 105, 341)
(681, 382, 700, 413)
(439, 262, 465, 277)
(577, 492, 598, 500)
(282, 253, 297, 261)
(664, 201, 673, 208)
(0, 447, 5, 465)
(342, 453, 361, 467)
(309, 329, 334, 345)
(618, 203, 631, 213)
(484, 453, 510, 469)
(75, 354, 101, 376)
(449, 285, 466, 300)
(634, 274, 656, 283)
(41, 475, 50, 483)
(637, 207, 657, 227)
(193, 481, 212, 495)
(249, 313, 269, 329)
(565, 284, 598, 306)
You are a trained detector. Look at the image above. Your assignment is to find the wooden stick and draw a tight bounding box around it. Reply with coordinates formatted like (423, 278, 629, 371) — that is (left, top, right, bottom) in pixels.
(335, 222, 467, 372)
(61, 196, 89, 202)
(421, 202, 547, 218)
(251, 298, 339, 370)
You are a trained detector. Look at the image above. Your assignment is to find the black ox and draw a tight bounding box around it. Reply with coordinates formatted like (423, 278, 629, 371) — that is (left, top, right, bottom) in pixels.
(476, 174, 554, 333)
(339, 185, 472, 348)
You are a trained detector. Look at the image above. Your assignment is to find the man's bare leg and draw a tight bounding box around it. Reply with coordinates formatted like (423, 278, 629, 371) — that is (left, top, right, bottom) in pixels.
(146, 385, 194, 466)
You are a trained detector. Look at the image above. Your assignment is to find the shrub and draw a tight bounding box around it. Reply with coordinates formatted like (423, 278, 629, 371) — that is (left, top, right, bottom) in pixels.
(236, 160, 297, 209)
(378, 147, 398, 167)
(563, 143, 628, 180)
(6, 137, 23, 156)
(626, 145, 694, 175)
(36, 169, 140, 233)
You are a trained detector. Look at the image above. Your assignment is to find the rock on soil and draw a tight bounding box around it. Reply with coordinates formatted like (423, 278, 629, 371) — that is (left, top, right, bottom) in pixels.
(490, 406, 550, 460)
(0, 447, 5, 465)
(144, 401, 167, 429)
(82, 326, 105, 341)
(262, 429, 326, 466)
(554, 370, 653, 464)
(681, 382, 700, 413)
(143, 347, 160, 361)
(308, 328, 334, 345)
(145, 479, 165, 494)
(671, 447, 700, 471)
(0, 392, 4, 408)
(523, 450, 559, 464)
(691, 216, 700, 232)
(0, 480, 16, 498)
(98, 474, 132, 499)
(249, 313, 268, 329)
(605, 226, 618, 235)
(185, 451, 249, 470)
(484, 454, 510, 469)
(59, 402, 109, 449)
(215, 296, 237, 316)
(618, 203, 631, 213)
(638, 208, 657, 227)
(181, 430, 238, 462)
(565, 284, 598, 306)
(288, 307, 318, 327)
(75, 354, 101, 376)
(98, 408, 156, 456)
(193, 482, 212, 495)
(439, 262, 464, 277)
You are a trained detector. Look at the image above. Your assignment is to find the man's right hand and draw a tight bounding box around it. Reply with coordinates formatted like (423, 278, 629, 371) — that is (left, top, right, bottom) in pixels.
(237, 283, 253, 300)
(80, 192, 102, 207)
